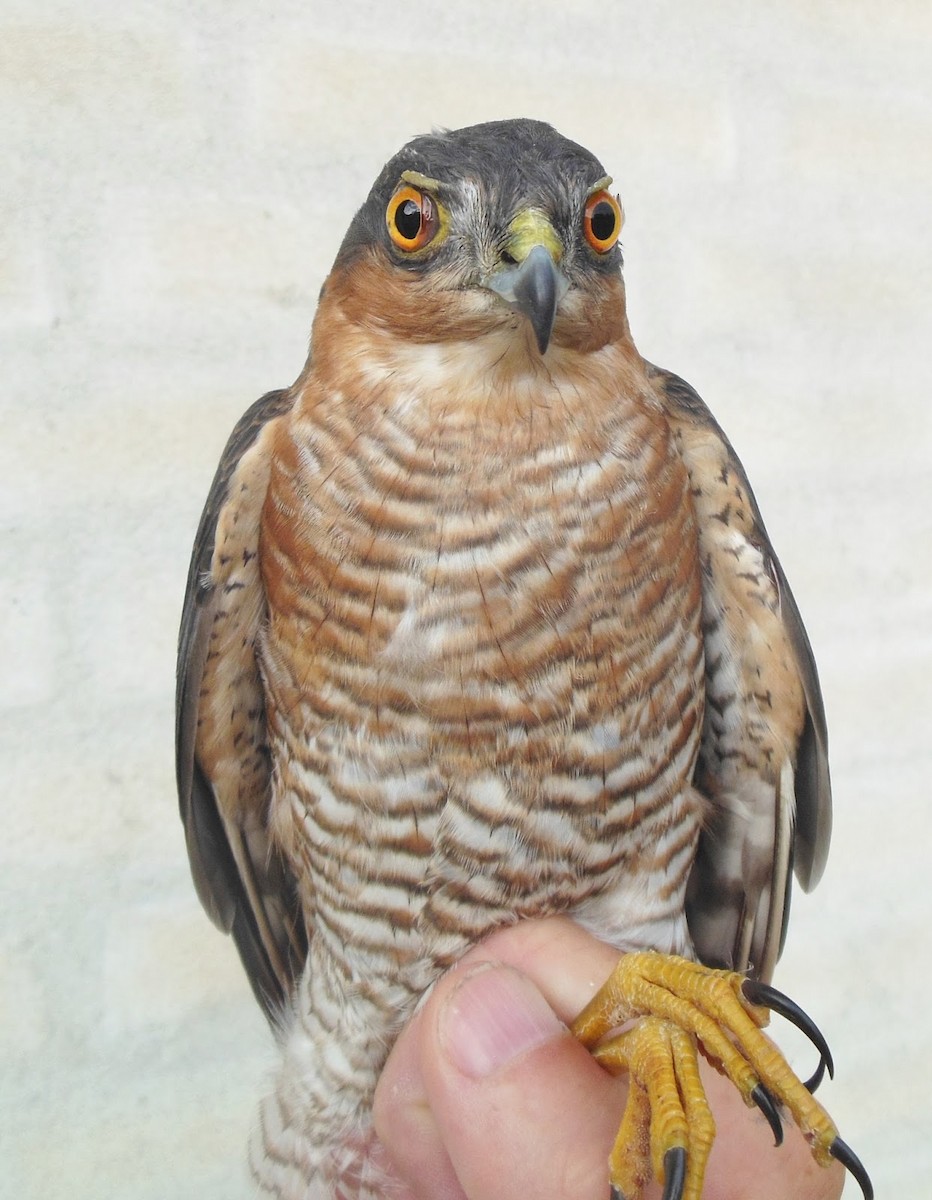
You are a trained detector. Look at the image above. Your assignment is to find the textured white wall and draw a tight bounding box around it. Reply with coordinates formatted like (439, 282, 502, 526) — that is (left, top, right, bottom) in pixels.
(2, 1, 929, 1196)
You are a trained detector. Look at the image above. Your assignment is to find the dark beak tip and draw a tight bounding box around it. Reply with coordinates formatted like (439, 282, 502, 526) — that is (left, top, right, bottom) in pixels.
(510, 245, 560, 357)
(532, 323, 551, 355)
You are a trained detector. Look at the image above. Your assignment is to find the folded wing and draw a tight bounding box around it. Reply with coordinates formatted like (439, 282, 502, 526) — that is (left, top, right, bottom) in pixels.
(650, 365, 831, 982)
(176, 389, 306, 1021)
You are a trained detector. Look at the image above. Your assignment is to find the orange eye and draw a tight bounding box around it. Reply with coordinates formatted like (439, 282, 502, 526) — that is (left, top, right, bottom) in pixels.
(386, 185, 441, 252)
(583, 190, 623, 253)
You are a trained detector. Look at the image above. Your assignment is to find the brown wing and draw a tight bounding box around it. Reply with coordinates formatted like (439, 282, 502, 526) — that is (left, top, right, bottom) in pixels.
(648, 364, 832, 982)
(176, 388, 307, 1021)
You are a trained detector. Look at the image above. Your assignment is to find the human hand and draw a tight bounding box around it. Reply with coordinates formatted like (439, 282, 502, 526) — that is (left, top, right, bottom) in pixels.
(373, 917, 844, 1200)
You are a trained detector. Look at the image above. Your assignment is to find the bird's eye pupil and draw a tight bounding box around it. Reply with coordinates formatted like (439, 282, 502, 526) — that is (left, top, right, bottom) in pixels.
(386, 187, 442, 252)
(590, 201, 616, 242)
(395, 198, 422, 240)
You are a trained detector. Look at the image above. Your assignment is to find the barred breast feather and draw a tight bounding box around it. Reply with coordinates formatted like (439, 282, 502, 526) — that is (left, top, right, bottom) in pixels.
(260, 278, 706, 985)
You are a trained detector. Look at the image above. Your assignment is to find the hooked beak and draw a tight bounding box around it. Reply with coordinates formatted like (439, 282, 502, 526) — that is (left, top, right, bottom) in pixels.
(486, 213, 568, 354)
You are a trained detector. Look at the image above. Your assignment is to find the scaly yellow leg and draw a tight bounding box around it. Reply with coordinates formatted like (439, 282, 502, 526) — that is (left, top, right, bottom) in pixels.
(594, 1017, 713, 1200)
(571, 952, 872, 1200)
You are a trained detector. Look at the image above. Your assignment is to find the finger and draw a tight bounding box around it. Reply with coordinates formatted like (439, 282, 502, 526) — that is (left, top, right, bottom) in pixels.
(373, 1002, 467, 1200)
(699, 1066, 845, 1200)
(419, 959, 625, 1200)
(471, 916, 623, 1020)
(374, 919, 624, 1199)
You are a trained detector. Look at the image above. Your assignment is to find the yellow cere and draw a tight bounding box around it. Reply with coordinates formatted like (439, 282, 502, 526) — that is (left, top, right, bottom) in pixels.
(506, 208, 564, 264)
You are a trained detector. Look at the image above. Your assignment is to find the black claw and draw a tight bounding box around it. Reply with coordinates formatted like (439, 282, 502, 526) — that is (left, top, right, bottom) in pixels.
(609, 1186, 627, 1200)
(661, 1147, 687, 1200)
(830, 1136, 873, 1200)
(741, 979, 834, 1085)
(751, 1084, 784, 1146)
(803, 1053, 827, 1093)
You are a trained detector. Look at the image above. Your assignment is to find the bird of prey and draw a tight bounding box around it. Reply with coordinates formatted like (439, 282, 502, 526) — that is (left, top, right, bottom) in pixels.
(176, 119, 870, 1200)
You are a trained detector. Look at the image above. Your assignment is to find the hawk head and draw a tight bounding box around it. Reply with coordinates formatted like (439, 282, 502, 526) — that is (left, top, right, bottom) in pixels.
(324, 119, 630, 360)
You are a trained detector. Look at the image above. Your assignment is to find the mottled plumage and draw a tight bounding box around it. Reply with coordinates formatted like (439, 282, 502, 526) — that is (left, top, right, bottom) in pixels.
(177, 120, 843, 1199)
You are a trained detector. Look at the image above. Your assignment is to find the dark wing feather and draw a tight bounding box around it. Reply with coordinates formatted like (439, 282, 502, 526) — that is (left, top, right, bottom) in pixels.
(770, 559, 832, 892)
(176, 388, 307, 1021)
(649, 364, 831, 982)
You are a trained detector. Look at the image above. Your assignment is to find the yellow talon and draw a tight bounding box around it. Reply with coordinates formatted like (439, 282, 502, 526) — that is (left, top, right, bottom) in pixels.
(570, 951, 857, 1199)
(593, 1017, 712, 1200)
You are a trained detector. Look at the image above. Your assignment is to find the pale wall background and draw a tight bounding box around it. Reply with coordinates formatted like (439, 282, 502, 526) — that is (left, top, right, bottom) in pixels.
(2, 1, 930, 1197)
